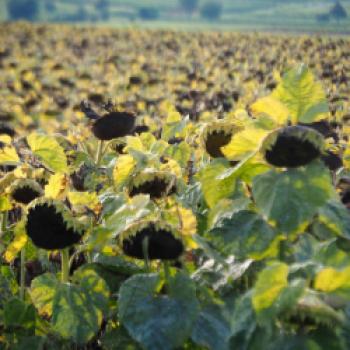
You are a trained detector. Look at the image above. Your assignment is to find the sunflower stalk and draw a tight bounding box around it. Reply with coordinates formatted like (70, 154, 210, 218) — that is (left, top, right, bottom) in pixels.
(142, 236, 150, 272)
(20, 247, 26, 300)
(61, 248, 70, 283)
(0, 212, 7, 238)
(163, 261, 171, 292)
(95, 140, 105, 167)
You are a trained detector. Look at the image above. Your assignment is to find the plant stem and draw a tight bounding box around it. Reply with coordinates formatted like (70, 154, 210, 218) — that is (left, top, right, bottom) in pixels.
(142, 236, 150, 272)
(163, 261, 171, 291)
(20, 247, 26, 300)
(95, 140, 104, 167)
(61, 248, 70, 283)
(0, 212, 7, 238)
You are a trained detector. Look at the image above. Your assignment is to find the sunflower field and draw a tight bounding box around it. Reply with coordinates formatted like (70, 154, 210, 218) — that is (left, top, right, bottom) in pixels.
(0, 22, 350, 349)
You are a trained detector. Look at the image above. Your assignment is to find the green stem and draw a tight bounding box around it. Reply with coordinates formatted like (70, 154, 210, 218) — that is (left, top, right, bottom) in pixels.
(142, 236, 150, 272)
(61, 248, 70, 283)
(0, 212, 7, 238)
(20, 247, 26, 300)
(95, 140, 104, 167)
(163, 261, 171, 292)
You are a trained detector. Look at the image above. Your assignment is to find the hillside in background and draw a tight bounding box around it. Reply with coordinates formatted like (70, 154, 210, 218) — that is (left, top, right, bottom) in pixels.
(0, 0, 349, 32)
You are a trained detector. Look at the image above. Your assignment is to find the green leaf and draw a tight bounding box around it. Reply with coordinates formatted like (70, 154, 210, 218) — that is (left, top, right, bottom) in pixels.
(207, 210, 279, 260)
(272, 64, 329, 123)
(252, 263, 289, 313)
(165, 142, 191, 168)
(319, 200, 350, 239)
(27, 133, 68, 173)
(4, 298, 36, 337)
(30, 269, 109, 344)
(197, 159, 236, 208)
(253, 161, 334, 233)
(101, 326, 141, 350)
(119, 272, 199, 350)
(191, 306, 230, 350)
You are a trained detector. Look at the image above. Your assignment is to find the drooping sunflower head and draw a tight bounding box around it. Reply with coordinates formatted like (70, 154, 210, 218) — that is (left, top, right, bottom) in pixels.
(25, 199, 84, 250)
(9, 179, 43, 205)
(129, 170, 177, 199)
(92, 111, 136, 141)
(202, 121, 241, 158)
(262, 125, 324, 168)
(120, 221, 184, 260)
(0, 123, 15, 138)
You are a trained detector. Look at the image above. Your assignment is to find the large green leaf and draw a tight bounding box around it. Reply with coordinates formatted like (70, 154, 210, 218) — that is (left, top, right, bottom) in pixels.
(119, 272, 199, 350)
(252, 161, 334, 233)
(4, 298, 36, 338)
(318, 200, 350, 239)
(272, 64, 329, 123)
(30, 268, 109, 344)
(197, 159, 236, 208)
(207, 210, 279, 260)
(191, 306, 230, 350)
(27, 133, 68, 173)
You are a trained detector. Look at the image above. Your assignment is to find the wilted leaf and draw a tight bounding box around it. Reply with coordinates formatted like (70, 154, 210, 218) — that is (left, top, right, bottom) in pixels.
(27, 133, 68, 173)
(272, 64, 329, 123)
(197, 159, 236, 208)
(45, 173, 69, 200)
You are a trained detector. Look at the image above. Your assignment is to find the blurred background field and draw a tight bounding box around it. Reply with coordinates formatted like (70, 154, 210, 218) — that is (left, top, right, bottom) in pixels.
(0, 0, 349, 33)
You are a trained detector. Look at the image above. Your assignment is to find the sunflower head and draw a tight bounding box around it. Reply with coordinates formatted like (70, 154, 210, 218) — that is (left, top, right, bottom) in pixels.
(120, 221, 184, 260)
(129, 170, 177, 199)
(321, 150, 343, 171)
(202, 121, 241, 158)
(25, 199, 84, 250)
(0, 123, 15, 137)
(92, 111, 136, 141)
(262, 125, 324, 168)
(9, 179, 43, 205)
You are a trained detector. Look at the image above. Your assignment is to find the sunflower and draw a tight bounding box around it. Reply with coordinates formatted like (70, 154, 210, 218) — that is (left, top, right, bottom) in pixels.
(92, 111, 136, 141)
(129, 170, 177, 199)
(25, 199, 84, 250)
(120, 221, 184, 260)
(262, 125, 324, 168)
(202, 121, 241, 158)
(9, 179, 43, 205)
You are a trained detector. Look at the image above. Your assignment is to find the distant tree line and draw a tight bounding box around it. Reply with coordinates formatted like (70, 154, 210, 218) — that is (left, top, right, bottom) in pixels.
(5, 0, 225, 22)
(316, 1, 348, 23)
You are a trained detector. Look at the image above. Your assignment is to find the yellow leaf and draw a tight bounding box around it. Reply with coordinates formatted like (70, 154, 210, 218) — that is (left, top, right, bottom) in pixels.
(68, 191, 102, 215)
(315, 267, 350, 293)
(252, 263, 288, 312)
(251, 96, 290, 125)
(160, 159, 182, 177)
(27, 133, 68, 173)
(166, 110, 182, 123)
(0, 196, 12, 211)
(0, 146, 20, 165)
(0, 135, 12, 144)
(222, 128, 269, 161)
(4, 221, 27, 263)
(113, 155, 136, 189)
(125, 136, 144, 152)
(45, 173, 69, 200)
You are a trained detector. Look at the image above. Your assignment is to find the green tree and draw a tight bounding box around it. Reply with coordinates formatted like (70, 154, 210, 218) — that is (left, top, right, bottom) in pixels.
(95, 0, 110, 21)
(330, 1, 348, 21)
(7, 0, 39, 21)
(200, 1, 223, 21)
(179, 0, 199, 15)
